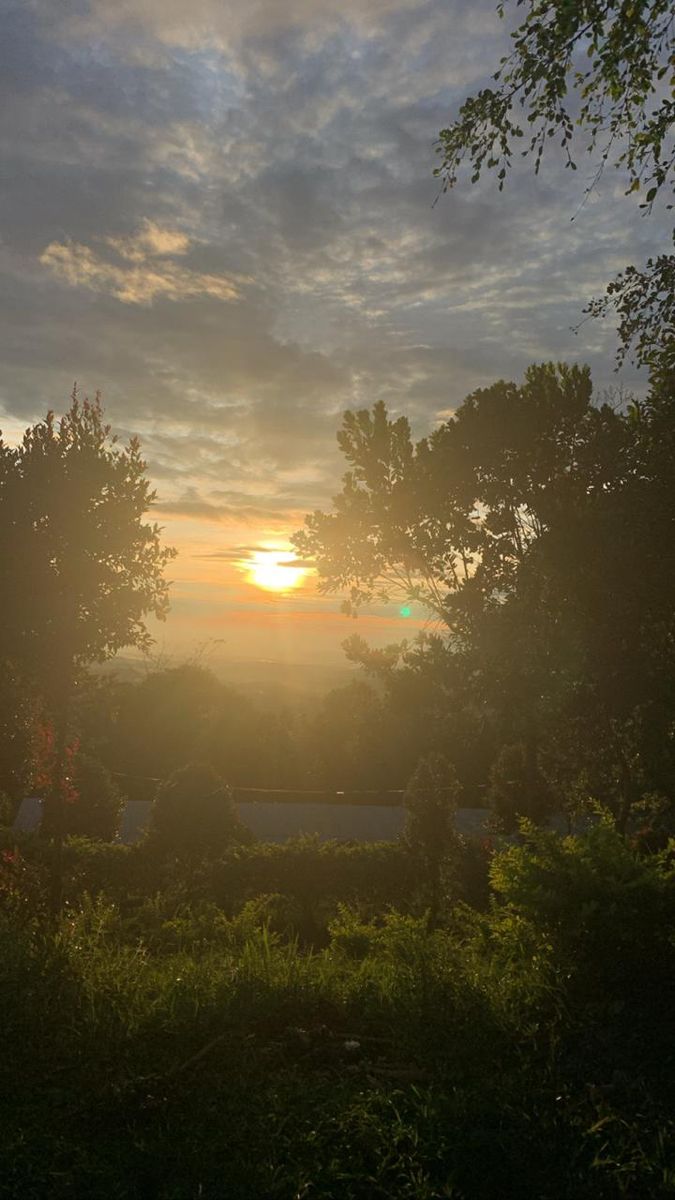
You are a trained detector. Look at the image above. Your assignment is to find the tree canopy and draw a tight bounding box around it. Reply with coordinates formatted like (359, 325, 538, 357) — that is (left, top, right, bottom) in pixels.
(147, 763, 245, 860)
(0, 392, 175, 700)
(293, 363, 628, 631)
(435, 0, 674, 369)
(294, 362, 675, 828)
(0, 392, 175, 885)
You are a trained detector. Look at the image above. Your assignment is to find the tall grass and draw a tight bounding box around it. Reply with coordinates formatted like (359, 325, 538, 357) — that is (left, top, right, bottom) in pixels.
(1, 824, 674, 1198)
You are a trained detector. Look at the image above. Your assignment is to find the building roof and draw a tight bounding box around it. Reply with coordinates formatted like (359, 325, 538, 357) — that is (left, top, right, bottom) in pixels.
(112, 799, 493, 846)
(117, 800, 153, 845)
(9, 794, 506, 846)
(11, 796, 43, 834)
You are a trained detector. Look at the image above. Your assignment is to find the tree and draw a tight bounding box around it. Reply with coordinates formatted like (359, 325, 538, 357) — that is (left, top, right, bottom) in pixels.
(64, 755, 123, 842)
(434, 0, 674, 369)
(146, 763, 245, 861)
(295, 363, 675, 830)
(308, 680, 388, 790)
(0, 664, 39, 803)
(487, 742, 552, 831)
(95, 665, 225, 787)
(293, 363, 627, 632)
(0, 392, 175, 900)
(404, 752, 461, 923)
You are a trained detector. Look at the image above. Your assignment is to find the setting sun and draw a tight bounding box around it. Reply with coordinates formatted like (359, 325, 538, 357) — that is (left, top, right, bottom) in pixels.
(245, 547, 306, 593)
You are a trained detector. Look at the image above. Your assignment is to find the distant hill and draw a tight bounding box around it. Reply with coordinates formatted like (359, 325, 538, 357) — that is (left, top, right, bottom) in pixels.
(94, 655, 358, 705)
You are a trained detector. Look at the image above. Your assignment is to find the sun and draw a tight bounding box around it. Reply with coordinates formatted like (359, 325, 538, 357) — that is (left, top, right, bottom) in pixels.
(245, 547, 306, 593)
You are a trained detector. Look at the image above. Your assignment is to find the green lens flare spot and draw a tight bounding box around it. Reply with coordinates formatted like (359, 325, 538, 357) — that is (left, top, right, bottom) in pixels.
(400, 605, 412, 618)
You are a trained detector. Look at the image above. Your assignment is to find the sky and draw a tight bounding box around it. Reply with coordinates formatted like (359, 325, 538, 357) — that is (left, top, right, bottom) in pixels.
(0, 0, 669, 667)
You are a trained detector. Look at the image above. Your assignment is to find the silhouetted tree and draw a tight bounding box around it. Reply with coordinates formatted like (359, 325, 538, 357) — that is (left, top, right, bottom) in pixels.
(296, 363, 675, 831)
(487, 743, 552, 832)
(100, 665, 224, 785)
(405, 753, 460, 923)
(66, 755, 123, 842)
(0, 665, 39, 803)
(294, 364, 626, 630)
(309, 680, 388, 790)
(147, 763, 245, 861)
(0, 392, 175, 903)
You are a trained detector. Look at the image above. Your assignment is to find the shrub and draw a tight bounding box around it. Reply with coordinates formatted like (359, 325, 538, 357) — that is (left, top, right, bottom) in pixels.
(209, 837, 419, 941)
(404, 752, 461, 921)
(146, 763, 246, 861)
(487, 742, 552, 830)
(0, 789, 15, 826)
(0, 847, 48, 918)
(64, 754, 123, 841)
(489, 819, 675, 1040)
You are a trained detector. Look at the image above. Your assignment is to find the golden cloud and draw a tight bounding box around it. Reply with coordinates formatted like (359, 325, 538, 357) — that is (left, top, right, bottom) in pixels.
(40, 220, 244, 305)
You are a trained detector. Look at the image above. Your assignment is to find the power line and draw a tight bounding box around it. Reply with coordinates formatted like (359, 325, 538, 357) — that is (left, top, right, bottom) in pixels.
(110, 771, 467, 798)
(111, 771, 406, 796)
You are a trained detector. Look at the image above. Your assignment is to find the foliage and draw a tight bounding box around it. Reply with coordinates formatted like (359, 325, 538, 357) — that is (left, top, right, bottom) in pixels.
(490, 820, 675, 1027)
(0, 665, 39, 801)
(78, 664, 305, 797)
(0, 829, 493, 932)
(293, 363, 625, 627)
(38, 740, 122, 842)
(209, 837, 420, 940)
(0, 791, 14, 827)
(434, 0, 674, 368)
(0, 393, 175, 888)
(404, 754, 461, 857)
(435, 1, 673, 200)
(147, 763, 246, 861)
(404, 753, 461, 921)
(487, 742, 553, 830)
(294, 363, 675, 831)
(583, 254, 675, 371)
(1, 823, 674, 1197)
(0, 847, 47, 918)
(34, 720, 80, 807)
(66, 754, 123, 842)
(307, 679, 389, 788)
(0, 392, 175, 693)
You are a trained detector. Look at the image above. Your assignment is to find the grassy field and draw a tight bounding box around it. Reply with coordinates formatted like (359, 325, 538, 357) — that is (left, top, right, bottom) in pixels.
(1, 825, 674, 1198)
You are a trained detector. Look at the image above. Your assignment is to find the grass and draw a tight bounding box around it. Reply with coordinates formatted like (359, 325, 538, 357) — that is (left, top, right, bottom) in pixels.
(1, 825, 674, 1197)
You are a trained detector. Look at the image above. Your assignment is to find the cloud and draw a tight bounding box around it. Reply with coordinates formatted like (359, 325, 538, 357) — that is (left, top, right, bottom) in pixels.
(195, 545, 309, 568)
(108, 220, 191, 260)
(46, 0, 456, 55)
(0, 0, 670, 656)
(39, 220, 245, 305)
(155, 490, 283, 524)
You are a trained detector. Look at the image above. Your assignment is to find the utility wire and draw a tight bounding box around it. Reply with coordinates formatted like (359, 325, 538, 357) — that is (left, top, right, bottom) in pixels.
(111, 771, 467, 797)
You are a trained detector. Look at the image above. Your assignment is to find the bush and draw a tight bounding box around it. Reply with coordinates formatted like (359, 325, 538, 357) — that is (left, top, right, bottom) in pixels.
(0, 789, 15, 826)
(1, 824, 675, 1197)
(488, 742, 553, 830)
(405, 752, 461, 921)
(65, 754, 123, 841)
(209, 837, 419, 941)
(489, 819, 675, 1051)
(146, 763, 246, 861)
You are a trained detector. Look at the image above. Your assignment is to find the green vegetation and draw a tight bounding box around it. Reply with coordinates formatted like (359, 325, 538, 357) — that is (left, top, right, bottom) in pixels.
(1, 377, 674, 1196)
(1, 4, 672, 1193)
(295, 363, 675, 836)
(434, 0, 674, 371)
(1, 822, 673, 1198)
(0, 393, 175, 906)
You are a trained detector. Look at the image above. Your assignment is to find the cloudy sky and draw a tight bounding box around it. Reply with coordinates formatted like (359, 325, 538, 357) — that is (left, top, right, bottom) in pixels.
(0, 0, 668, 665)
